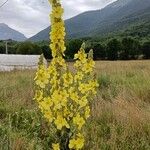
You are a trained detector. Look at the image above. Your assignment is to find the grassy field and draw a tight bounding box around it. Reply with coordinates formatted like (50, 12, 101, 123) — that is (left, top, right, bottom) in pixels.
(0, 61, 150, 150)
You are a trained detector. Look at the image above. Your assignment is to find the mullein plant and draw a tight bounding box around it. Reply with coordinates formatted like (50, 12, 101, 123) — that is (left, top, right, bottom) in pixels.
(34, 0, 98, 149)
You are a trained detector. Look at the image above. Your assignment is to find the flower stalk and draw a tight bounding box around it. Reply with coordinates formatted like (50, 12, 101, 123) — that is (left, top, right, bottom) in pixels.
(34, 0, 98, 149)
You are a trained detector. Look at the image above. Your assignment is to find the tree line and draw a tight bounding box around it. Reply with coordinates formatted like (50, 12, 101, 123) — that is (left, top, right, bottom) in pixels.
(0, 37, 150, 60)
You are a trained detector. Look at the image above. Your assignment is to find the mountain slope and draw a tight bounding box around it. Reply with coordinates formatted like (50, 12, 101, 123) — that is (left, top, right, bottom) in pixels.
(0, 23, 27, 41)
(29, 0, 150, 41)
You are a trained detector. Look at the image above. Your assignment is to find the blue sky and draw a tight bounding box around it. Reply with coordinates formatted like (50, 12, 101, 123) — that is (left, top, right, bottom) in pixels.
(0, 0, 116, 37)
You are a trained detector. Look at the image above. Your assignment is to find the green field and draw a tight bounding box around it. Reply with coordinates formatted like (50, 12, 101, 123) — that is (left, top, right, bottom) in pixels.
(0, 61, 150, 150)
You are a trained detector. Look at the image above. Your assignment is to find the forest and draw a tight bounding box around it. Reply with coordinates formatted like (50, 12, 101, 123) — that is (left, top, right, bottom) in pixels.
(0, 37, 150, 60)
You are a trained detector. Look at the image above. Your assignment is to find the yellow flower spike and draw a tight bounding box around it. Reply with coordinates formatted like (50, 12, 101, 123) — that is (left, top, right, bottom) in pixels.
(34, 0, 98, 149)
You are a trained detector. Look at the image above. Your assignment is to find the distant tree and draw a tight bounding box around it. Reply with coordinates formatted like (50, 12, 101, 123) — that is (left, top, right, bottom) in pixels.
(121, 38, 140, 60)
(142, 41, 150, 59)
(40, 44, 52, 59)
(8, 41, 19, 54)
(16, 41, 42, 55)
(0, 41, 17, 54)
(90, 43, 106, 60)
(8, 45, 16, 54)
(106, 39, 121, 60)
(32, 44, 42, 54)
(65, 39, 82, 59)
(0, 44, 5, 54)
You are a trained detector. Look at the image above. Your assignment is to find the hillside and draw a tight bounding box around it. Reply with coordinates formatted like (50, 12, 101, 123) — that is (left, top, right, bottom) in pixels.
(29, 0, 150, 41)
(0, 23, 26, 41)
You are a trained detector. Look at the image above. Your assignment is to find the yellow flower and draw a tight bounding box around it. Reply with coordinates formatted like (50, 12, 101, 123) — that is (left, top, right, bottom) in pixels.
(74, 71, 84, 82)
(69, 137, 84, 149)
(85, 106, 90, 119)
(82, 59, 95, 73)
(78, 96, 88, 108)
(54, 115, 70, 130)
(74, 60, 82, 68)
(34, 90, 43, 102)
(70, 91, 79, 102)
(52, 143, 60, 150)
(73, 114, 85, 130)
(51, 90, 68, 110)
(88, 80, 99, 94)
(62, 72, 73, 87)
(44, 97, 53, 107)
(74, 50, 87, 62)
(69, 139, 76, 149)
(78, 83, 88, 94)
(44, 111, 53, 123)
(35, 65, 50, 88)
(52, 6, 64, 18)
(76, 137, 84, 149)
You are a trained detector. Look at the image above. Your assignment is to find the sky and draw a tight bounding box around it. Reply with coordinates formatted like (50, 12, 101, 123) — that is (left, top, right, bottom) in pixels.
(0, 0, 116, 38)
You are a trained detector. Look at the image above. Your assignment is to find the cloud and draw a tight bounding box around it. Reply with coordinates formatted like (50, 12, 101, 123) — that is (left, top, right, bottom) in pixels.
(0, 0, 116, 37)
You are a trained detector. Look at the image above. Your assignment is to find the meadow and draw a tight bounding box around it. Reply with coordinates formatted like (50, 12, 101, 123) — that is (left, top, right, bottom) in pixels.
(0, 60, 150, 150)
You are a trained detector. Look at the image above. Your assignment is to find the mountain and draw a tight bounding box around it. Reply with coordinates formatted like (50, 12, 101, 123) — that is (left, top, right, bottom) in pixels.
(29, 0, 150, 41)
(0, 23, 27, 41)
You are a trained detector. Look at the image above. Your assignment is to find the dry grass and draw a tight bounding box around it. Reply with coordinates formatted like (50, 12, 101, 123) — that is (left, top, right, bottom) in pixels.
(0, 60, 150, 150)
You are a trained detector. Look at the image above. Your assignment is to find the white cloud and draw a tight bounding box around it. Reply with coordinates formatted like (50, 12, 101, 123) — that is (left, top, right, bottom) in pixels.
(0, 0, 116, 37)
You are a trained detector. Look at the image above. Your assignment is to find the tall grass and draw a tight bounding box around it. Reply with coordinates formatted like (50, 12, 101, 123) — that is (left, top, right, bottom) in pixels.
(0, 61, 150, 149)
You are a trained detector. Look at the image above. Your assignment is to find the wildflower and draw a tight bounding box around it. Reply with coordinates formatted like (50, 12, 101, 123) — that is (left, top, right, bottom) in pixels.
(52, 143, 60, 150)
(73, 114, 85, 130)
(34, 65, 49, 88)
(74, 71, 84, 82)
(69, 136, 84, 149)
(62, 72, 73, 87)
(78, 83, 88, 94)
(69, 138, 76, 149)
(78, 96, 88, 108)
(34, 0, 98, 149)
(82, 59, 95, 73)
(44, 111, 53, 123)
(34, 90, 43, 102)
(52, 6, 64, 18)
(76, 137, 84, 149)
(70, 91, 79, 102)
(54, 115, 70, 130)
(85, 106, 90, 119)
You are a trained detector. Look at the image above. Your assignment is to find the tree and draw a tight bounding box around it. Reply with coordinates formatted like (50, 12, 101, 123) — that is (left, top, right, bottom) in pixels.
(16, 41, 42, 55)
(40, 44, 52, 59)
(90, 43, 106, 60)
(106, 39, 121, 60)
(142, 41, 150, 59)
(121, 38, 140, 60)
(65, 39, 82, 59)
(0, 43, 5, 54)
